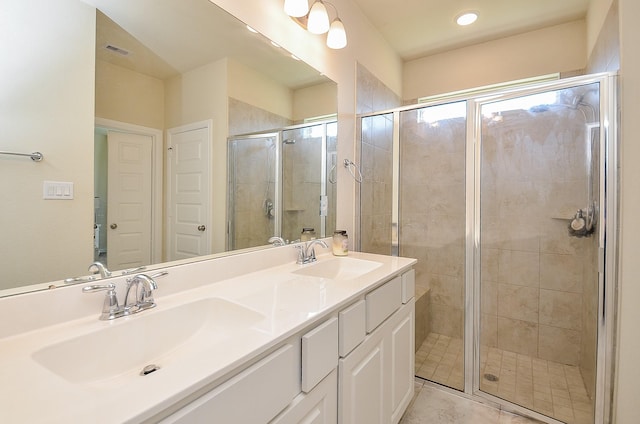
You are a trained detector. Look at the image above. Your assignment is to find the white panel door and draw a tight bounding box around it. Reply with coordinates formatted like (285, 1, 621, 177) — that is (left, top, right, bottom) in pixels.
(106, 131, 153, 270)
(167, 123, 211, 260)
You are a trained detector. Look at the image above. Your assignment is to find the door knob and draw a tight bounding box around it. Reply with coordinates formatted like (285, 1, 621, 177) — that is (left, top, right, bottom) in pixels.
(110, 223, 118, 229)
(197, 225, 206, 232)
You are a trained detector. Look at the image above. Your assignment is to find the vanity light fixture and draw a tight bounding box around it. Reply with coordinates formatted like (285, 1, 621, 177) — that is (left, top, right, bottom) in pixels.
(284, 0, 309, 18)
(287, 0, 348, 49)
(327, 17, 347, 49)
(307, 1, 330, 34)
(456, 11, 478, 26)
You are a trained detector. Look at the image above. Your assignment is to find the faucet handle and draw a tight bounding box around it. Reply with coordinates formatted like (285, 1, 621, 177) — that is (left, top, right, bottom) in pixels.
(82, 283, 116, 293)
(120, 265, 147, 275)
(83, 283, 122, 320)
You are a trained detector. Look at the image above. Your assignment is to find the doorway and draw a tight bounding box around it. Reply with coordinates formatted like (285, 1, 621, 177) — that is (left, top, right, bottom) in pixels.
(94, 118, 163, 269)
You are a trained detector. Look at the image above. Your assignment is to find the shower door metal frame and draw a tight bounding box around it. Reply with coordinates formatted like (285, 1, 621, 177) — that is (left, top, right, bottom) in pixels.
(356, 72, 618, 424)
(467, 72, 618, 424)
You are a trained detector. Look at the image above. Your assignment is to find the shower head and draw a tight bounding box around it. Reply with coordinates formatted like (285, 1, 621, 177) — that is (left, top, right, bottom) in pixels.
(283, 139, 296, 145)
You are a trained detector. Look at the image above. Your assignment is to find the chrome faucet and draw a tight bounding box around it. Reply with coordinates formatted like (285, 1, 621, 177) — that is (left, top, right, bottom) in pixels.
(88, 261, 112, 278)
(123, 272, 167, 312)
(268, 236, 287, 246)
(83, 271, 168, 320)
(295, 239, 329, 264)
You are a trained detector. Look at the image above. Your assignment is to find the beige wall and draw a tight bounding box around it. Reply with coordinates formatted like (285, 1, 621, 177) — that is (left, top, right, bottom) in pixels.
(587, 0, 615, 57)
(0, 0, 95, 289)
(614, 0, 640, 421)
(293, 81, 338, 122)
(403, 20, 587, 101)
(95, 60, 165, 129)
(227, 59, 293, 120)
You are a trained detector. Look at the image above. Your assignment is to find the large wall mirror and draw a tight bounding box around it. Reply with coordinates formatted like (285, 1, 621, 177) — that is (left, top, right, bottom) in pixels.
(0, 0, 337, 295)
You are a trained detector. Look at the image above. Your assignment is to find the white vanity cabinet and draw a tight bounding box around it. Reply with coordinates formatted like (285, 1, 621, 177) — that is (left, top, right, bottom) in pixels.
(159, 342, 301, 424)
(338, 272, 416, 424)
(157, 268, 415, 424)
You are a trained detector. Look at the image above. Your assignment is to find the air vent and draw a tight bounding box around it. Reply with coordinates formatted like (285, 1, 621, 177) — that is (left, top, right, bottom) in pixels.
(104, 44, 130, 56)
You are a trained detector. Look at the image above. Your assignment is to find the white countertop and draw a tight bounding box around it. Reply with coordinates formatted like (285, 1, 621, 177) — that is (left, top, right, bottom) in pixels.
(0, 250, 415, 423)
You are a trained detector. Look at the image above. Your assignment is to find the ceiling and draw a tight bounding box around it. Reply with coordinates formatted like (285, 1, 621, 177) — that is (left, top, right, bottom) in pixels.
(88, 0, 593, 86)
(350, 0, 592, 60)
(88, 0, 326, 88)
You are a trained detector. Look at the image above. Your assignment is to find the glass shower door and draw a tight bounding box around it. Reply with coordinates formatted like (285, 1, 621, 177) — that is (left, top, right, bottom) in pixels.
(477, 83, 600, 423)
(227, 134, 278, 250)
(399, 101, 467, 391)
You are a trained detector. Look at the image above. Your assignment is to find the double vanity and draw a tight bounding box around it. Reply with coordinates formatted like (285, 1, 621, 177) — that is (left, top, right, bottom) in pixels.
(0, 242, 416, 423)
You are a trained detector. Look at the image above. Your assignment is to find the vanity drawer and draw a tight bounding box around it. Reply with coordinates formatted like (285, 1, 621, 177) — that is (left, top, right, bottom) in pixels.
(339, 299, 366, 357)
(401, 269, 415, 304)
(301, 317, 338, 393)
(366, 275, 402, 333)
(161, 343, 298, 424)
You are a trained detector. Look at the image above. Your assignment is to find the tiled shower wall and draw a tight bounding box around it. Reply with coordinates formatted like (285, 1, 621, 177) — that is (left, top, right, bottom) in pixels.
(228, 97, 291, 136)
(281, 127, 323, 242)
(480, 106, 596, 373)
(399, 113, 467, 342)
(357, 63, 401, 256)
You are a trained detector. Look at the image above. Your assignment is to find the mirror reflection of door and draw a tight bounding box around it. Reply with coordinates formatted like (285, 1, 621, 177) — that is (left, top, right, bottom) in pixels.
(105, 131, 153, 270)
(166, 121, 212, 261)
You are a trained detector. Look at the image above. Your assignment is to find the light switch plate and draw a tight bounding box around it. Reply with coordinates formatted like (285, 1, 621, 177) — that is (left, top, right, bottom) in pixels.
(43, 181, 74, 200)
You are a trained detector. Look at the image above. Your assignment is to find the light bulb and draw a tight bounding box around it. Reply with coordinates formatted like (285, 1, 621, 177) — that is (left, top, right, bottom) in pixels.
(284, 0, 309, 17)
(327, 18, 347, 49)
(307, 1, 330, 34)
(456, 12, 478, 26)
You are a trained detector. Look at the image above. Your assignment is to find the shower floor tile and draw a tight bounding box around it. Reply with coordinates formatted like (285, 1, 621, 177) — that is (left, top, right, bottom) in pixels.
(415, 333, 594, 424)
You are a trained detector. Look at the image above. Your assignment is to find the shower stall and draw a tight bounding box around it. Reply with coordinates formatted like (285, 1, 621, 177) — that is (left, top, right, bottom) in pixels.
(227, 120, 337, 250)
(357, 73, 617, 424)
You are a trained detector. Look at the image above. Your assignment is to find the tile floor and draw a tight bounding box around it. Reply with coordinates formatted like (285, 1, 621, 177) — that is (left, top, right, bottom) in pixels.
(400, 380, 544, 424)
(414, 333, 594, 424)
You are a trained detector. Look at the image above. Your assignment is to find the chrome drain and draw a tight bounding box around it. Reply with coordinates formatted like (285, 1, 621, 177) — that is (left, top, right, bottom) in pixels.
(140, 364, 160, 376)
(483, 373, 499, 382)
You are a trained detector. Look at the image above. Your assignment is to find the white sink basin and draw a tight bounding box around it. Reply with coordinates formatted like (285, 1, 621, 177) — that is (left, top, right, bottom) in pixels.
(32, 298, 263, 384)
(293, 257, 382, 280)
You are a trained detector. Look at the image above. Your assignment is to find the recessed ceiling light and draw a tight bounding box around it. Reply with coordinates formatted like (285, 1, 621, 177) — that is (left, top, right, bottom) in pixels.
(246, 25, 258, 33)
(456, 12, 478, 26)
(271, 40, 281, 48)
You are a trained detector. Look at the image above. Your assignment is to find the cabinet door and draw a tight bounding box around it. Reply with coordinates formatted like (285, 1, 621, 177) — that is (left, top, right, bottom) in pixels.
(338, 329, 387, 424)
(338, 298, 415, 424)
(387, 301, 415, 424)
(270, 369, 337, 424)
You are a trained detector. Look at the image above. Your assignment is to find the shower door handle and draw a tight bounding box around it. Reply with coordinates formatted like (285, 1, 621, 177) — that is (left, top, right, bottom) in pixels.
(197, 225, 206, 232)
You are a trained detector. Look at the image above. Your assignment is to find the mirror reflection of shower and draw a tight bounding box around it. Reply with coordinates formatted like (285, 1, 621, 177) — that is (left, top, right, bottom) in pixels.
(263, 139, 277, 220)
(227, 120, 337, 250)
